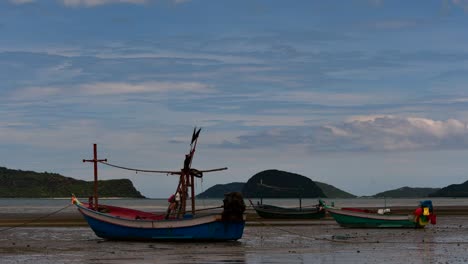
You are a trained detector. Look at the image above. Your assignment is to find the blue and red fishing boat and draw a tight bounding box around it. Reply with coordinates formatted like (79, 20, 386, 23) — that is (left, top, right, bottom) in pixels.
(72, 128, 246, 241)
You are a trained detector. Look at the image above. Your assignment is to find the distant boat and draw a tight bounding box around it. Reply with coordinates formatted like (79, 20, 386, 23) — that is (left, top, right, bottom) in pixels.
(250, 200, 326, 219)
(248, 181, 326, 219)
(72, 128, 246, 241)
(325, 200, 436, 228)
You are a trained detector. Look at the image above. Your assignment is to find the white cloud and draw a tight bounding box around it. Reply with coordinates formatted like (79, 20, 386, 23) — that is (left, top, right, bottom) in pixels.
(406, 117, 466, 138)
(8, 81, 213, 102)
(235, 116, 468, 152)
(323, 125, 349, 137)
(60, 0, 146, 7)
(79, 81, 213, 95)
(10, 87, 62, 101)
(9, 0, 35, 4)
(348, 115, 394, 122)
(93, 50, 260, 64)
(59, 0, 188, 7)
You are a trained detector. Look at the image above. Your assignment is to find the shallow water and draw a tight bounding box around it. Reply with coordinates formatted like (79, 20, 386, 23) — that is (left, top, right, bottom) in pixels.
(1, 216, 467, 264)
(1, 197, 466, 214)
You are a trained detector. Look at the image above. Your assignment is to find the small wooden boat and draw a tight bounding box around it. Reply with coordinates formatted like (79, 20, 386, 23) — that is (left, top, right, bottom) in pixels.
(72, 194, 245, 241)
(325, 200, 436, 228)
(250, 200, 326, 219)
(248, 180, 326, 220)
(72, 128, 246, 241)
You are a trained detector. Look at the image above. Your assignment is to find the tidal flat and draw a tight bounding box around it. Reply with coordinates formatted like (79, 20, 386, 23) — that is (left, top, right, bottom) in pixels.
(1, 216, 467, 264)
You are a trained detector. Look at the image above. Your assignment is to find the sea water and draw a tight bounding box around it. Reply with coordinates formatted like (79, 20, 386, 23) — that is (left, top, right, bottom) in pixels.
(0, 197, 466, 214)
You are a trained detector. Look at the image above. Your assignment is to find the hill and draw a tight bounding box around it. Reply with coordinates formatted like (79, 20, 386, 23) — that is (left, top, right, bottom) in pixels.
(196, 170, 356, 198)
(0, 167, 145, 198)
(196, 182, 245, 198)
(373, 186, 440, 198)
(429, 180, 468, 197)
(315, 181, 356, 198)
(242, 169, 326, 198)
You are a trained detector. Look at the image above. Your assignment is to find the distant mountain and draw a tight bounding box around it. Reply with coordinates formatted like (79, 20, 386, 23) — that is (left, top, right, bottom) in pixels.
(0, 167, 145, 198)
(242, 169, 326, 198)
(196, 182, 245, 198)
(315, 181, 356, 198)
(373, 186, 440, 198)
(196, 170, 357, 198)
(429, 180, 468, 197)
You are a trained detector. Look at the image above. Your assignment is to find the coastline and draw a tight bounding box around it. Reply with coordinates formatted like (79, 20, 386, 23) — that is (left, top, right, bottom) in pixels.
(2, 205, 468, 227)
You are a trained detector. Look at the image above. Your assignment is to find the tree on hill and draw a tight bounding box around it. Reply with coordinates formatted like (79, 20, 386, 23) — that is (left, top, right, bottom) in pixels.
(0, 167, 145, 198)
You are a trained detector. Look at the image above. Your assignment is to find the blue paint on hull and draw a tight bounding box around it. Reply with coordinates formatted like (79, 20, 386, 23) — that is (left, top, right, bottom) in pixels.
(81, 214, 245, 241)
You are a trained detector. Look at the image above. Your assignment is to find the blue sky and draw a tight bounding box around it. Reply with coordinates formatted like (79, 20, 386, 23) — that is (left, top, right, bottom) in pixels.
(2, 0, 468, 198)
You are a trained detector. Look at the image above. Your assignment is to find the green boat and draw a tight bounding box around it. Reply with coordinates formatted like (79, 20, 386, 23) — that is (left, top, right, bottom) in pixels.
(250, 200, 326, 219)
(325, 200, 436, 228)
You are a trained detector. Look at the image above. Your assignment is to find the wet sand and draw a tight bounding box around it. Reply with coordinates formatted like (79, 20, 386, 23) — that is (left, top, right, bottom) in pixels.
(1, 213, 468, 263)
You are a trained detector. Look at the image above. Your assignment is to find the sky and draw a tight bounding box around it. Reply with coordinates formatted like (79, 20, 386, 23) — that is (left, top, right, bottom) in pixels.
(2, 0, 468, 198)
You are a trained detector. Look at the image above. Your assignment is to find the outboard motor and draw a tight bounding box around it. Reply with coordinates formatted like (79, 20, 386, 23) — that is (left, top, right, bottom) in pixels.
(222, 192, 246, 221)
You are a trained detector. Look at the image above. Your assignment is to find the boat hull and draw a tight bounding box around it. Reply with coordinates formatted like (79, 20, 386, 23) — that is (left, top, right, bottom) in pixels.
(327, 208, 421, 228)
(76, 204, 245, 241)
(253, 204, 325, 219)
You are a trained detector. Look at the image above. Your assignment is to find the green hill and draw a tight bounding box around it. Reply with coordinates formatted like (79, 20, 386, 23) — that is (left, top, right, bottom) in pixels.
(429, 180, 468, 197)
(242, 169, 326, 198)
(0, 167, 145, 198)
(373, 186, 440, 198)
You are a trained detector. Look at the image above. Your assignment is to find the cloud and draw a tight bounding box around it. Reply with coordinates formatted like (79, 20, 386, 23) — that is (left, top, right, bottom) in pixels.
(368, 0, 384, 7)
(79, 81, 213, 95)
(60, 0, 147, 7)
(59, 0, 190, 7)
(9, 0, 35, 4)
(371, 20, 419, 30)
(449, 0, 468, 12)
(7, 81, 213, 102)
(230, 116, 468, 153)
(9, 87, 62, 101)
(267, 91, 375, 106)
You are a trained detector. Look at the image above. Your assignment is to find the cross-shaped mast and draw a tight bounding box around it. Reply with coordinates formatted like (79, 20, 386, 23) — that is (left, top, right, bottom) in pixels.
(83, 144, 107, 211)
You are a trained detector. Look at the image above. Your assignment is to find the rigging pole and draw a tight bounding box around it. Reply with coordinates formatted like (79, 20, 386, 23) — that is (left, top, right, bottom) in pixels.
(189, 135, 199, 216)
(90, 127, 227, 218)
(83, 144, 107, 211)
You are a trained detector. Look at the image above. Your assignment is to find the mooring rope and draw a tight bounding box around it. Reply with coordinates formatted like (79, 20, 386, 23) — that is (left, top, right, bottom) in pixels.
(0, 203, 74, 233)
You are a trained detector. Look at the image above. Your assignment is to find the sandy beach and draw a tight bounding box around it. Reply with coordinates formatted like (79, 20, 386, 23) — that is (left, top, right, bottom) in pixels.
(1, 207, 468, 264)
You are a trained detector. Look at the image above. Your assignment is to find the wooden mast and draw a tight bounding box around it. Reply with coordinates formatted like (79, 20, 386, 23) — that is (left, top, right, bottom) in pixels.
(189, 134, 199, 216)
(178, 128, 200, 217)
(85, 127, 227, 217)
(83, 144, 107, 211)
